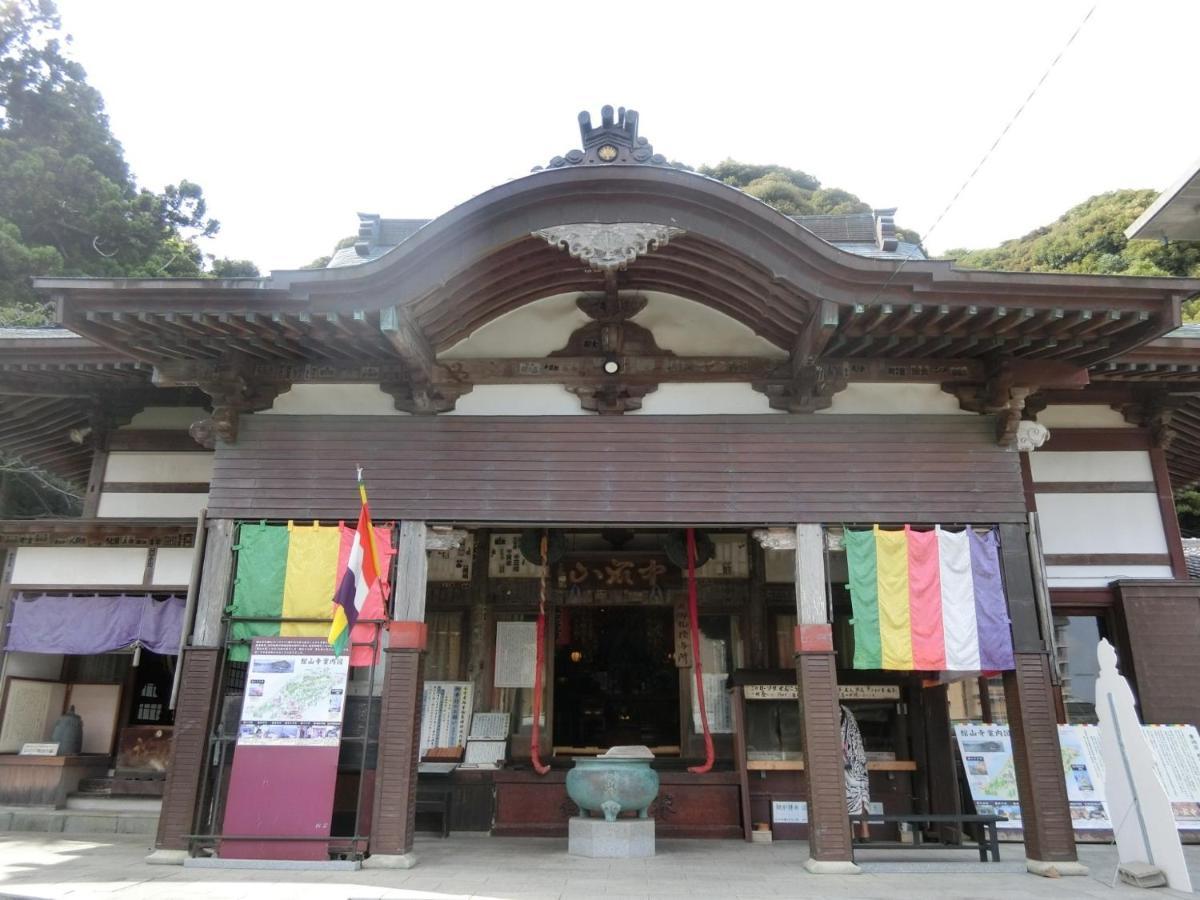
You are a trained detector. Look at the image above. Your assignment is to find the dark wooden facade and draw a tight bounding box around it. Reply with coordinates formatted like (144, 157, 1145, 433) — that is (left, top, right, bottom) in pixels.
(208, 413, 1027, 524)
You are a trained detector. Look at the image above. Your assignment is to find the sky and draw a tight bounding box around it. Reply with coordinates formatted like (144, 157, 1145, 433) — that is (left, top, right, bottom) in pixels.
(53, 0, 1200, 272)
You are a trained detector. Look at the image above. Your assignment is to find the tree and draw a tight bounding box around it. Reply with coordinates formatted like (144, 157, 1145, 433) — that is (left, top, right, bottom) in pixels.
(210, 258, 260, 278)
(944, 190, 1200, 320)
(0, 0, 236, 324)
(700, 159, 921, 244)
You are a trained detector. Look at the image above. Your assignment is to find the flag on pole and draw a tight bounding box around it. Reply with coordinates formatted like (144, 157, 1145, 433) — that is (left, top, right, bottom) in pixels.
(328, 469, 383, 656)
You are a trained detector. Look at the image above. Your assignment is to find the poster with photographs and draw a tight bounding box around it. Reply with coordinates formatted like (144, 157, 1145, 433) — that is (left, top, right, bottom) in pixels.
(953, 723, 1023, 828)
(1056, 725, 1111, 829)
(237, 637, 349, 747)
(955, 722, 1200, 833)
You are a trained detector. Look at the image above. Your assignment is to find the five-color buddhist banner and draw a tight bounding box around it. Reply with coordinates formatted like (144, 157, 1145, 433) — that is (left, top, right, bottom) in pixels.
(845, 525, 1015, 672)
(228, 522, 393, 664)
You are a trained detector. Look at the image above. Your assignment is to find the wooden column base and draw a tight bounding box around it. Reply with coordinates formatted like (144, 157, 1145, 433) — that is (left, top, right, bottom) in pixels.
(795, 650, 855, 865)
(368, 646, 425, 858)
(1004, 652, 1078, 863)
(154, 648, 221, 852)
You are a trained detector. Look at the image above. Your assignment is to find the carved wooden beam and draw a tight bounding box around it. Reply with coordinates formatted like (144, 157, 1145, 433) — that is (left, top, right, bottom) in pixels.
(380, 306, 437, 379)
(793, 300, 839, 368)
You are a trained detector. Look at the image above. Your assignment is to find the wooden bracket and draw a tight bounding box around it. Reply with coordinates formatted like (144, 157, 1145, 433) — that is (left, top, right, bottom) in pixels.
(752, 363, 847, 413)
(187, 370, 285, 448)
(951, 359, 1088, 446)
(566, 382, 657, 414)
(1113, 388, 1194, 449)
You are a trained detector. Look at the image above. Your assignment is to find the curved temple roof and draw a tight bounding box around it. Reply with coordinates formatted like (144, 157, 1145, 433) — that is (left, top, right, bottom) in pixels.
(8, 106, 1200, 488)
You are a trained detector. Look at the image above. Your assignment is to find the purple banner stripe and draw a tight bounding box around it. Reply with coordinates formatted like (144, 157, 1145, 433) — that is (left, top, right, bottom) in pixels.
(969, 529, 1015, 670)
(332, 570, 359, 632)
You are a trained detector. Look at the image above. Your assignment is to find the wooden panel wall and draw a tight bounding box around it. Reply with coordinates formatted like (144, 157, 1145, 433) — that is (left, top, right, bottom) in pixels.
(1118, 580, 1200, 726)
(208, 414, 1025, 525)
(155, 648, 220, 851)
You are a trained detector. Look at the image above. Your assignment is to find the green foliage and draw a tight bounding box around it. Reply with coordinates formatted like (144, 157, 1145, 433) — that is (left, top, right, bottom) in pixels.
(0, 0, 242, 323)
(209, 258, 260, 278)
(947, 189, 1200, 283)
(301, 256, 332, 270)
(1174, 488, 1200, 537)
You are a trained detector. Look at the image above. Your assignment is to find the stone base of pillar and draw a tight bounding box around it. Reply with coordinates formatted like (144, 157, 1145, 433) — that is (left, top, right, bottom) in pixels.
(145, 849, 188, 866)
(803, 857, 862, 875)
(362, 852, 419, 869)
(1025, 857, 1089, 877)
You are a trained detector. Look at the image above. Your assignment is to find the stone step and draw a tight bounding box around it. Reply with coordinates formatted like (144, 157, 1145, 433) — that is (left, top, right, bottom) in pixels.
(0, 807, 159, 836)
(65, 794, 161, 813)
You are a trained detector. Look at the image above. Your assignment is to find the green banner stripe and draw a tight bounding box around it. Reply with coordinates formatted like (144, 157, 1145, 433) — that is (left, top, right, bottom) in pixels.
(844, 528, 882, 669)
(228, 524, 290, 662)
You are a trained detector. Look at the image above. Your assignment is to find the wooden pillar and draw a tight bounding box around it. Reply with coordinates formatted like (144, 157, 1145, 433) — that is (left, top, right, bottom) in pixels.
(793, 524, 858, 873)
(149, 518, 235, 864)
(364, 520, 427, 869)
(998, 523, 1086, 877)
(922, 684, 961, 843)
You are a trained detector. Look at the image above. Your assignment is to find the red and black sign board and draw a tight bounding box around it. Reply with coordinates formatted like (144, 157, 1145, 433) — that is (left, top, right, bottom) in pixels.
(220, 637, 349, 860)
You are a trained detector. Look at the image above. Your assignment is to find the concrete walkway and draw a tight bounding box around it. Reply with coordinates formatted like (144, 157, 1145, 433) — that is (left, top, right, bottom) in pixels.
(0, 832, 1196, 899)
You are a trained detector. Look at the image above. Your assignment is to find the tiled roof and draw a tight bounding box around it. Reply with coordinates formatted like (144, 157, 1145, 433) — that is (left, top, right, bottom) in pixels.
(1165, 323, 1200, 340)
(1184, 538, 1200, 580)
(791, 213, 877, 243)
(0, 326, 81, 340)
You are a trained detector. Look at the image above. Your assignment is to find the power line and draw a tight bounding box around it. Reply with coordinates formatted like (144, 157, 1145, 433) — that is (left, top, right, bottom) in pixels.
(864, 2, 1099, 306)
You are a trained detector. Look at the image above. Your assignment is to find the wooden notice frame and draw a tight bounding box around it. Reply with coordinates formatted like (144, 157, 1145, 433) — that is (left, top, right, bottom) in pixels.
(0, 678, 67, 753)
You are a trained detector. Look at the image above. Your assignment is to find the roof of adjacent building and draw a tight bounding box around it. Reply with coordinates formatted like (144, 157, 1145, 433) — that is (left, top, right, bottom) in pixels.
(1126, 156, 1200, 241)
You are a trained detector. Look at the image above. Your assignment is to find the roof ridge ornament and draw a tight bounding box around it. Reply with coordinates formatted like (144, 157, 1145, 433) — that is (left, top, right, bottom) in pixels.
(534, 105, 668, 171)
(534, 223, 685, 273)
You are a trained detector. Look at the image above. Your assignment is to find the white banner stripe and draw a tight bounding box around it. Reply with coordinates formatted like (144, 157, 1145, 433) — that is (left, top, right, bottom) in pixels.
(938, 528, 980, 671)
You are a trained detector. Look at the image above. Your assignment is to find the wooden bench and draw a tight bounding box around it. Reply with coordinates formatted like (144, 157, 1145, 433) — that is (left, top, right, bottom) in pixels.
(851, 813, 1008, 862)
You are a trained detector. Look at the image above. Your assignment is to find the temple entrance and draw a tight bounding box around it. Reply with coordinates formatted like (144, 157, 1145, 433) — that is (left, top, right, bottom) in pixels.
(552, 606, 679, 751)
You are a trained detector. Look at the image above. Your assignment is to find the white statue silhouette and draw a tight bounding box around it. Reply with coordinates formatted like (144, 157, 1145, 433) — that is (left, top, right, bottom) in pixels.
(1096, 638, 1191, 892)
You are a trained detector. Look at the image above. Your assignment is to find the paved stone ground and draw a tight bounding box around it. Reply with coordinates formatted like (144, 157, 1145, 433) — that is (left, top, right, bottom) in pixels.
(0, 832, 1196, 899)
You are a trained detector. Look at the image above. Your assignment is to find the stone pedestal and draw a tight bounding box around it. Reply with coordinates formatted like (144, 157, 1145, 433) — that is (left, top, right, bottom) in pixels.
(568, 817, 654, 858)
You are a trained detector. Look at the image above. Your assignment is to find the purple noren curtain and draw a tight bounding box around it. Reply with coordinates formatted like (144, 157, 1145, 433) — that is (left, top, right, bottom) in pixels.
(5, 594, 185, 655)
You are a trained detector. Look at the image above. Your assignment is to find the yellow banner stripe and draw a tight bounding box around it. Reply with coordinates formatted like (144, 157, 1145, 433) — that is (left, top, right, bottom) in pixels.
(875, 526, 914, 669)
(281, 523, 342, 638)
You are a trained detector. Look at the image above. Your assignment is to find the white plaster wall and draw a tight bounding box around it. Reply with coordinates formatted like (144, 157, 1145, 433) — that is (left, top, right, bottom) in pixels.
(1037, 405, 1134, 428)
(104, 452, 214, 483)
(123, 407, 208, 430)
(817, 383, 972, 415)
(445, 384, 586, 416)
(153, 548, 196, 586)
(11, 547, 149, 586)
(97, 493, 209, 519)
(1046, 565, 1174, 588)
(441, 293, 590, 358)
(631, 292, 787, 357)
(262, 383, 408, 416)
(1036, 494, 1167, 554)
(440, 291, 787, 359)
(1028, 451, 1154, 483)
(634, 383, 779, 415)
